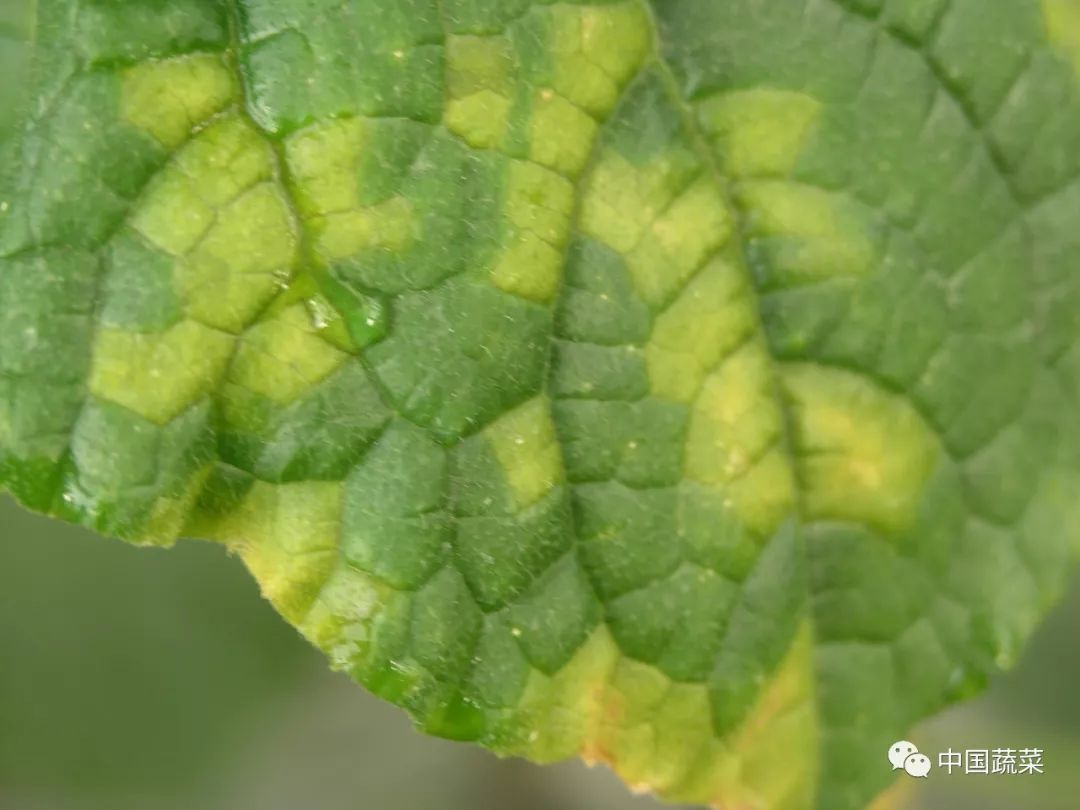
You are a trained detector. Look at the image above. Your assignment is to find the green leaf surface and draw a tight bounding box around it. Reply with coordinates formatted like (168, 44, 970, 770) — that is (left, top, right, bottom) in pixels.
(3, 1, 1080, 807)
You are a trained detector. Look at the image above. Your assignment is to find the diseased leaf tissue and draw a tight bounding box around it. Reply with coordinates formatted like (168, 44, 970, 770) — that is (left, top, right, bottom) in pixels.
(2, 1, 1080, 807)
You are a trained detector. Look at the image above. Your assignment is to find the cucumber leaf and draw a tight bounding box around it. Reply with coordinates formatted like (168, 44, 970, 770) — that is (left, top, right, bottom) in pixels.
(3, 1, 1080, 807)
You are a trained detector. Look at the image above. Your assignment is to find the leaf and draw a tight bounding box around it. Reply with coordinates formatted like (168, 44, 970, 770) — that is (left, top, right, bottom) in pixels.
(2, 1, 1080, 807)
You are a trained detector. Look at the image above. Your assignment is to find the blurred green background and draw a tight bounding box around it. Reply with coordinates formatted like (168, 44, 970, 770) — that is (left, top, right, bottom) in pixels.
(1, 494, 1077, 810)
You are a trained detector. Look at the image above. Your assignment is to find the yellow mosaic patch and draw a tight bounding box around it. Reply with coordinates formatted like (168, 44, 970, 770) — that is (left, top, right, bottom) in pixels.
(131, 114, 278, 259)
(490, 161, 575, 302)
(447, 91, 514, 150)
(173, 115, 273, 207)
(580, 151, 681, 254)
(179, 182, 297, 333)
(593, 621, 816, 809)
(549, 3, 651, 117)
(737, 180, 877, 285)
(445, 34, 514, 149)
(197, 480, 343, 625)
(725, 448, 798, 540)
(529, 90, 598, 177)
(684, 342, 796, 537)
(447, 34, 514, 98)
(783, 363, 940, 535)
(299, 566, 389, 670)
(507, 620, 816, 808)
(312, 196, 414, 261)
(698, 89, 821, 178)
(1044, 0, 1080, 77)
(227, 304, 348, 406)
(131, 170, 216, 257)
(490, 233, 564, 303)
(625, 177, 733, 306)
(485, 396, 564, 510)
(599, 660, 715, 794)
(514, 626, 620, 763)
(504, 160, 575, 246)
(284, 117, 369, 216)
(647, 257, 756, 403)
(685, 343, 786, 485)
(693, 621, 817, 810)
(121, 54, 236, 148)
(90, 320, 234, 425)
(131, 466, 215, 547)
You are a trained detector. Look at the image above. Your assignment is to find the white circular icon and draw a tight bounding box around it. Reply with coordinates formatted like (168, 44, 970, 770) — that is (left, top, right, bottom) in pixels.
(888, 740, 918, 770)
(904, 752, 932, 778)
